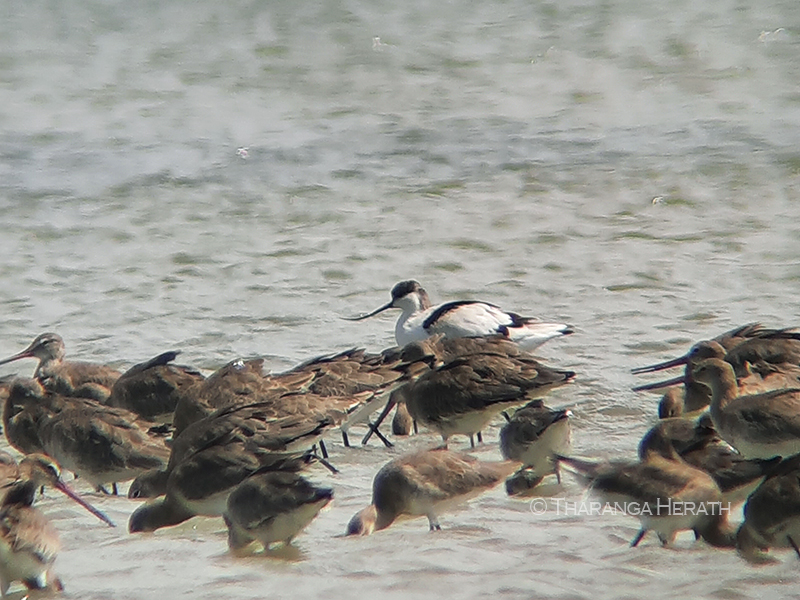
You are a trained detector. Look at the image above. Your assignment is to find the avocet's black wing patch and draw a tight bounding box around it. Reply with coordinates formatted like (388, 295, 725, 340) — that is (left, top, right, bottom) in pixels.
(422, 301, 500, 330)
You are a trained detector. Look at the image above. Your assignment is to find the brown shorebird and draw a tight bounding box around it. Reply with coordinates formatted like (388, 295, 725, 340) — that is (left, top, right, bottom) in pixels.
(128, 392, 348, 501)
(345, 280, 573, 350)
(127, 467, 169, 500)
(391, 402, 415, 436)
(655, 388, 687, 419)
(558, 447, 736, 549)
(129, 385, 371, 502)
(0, 454, 114, 597)
(172, 347, 412, 443)
(500, 399, 572, 495)
(346, 447, 517, 535)
(128, 405, 334, 532)
(363, 336, 575, 448)
(692, 358, 800, 459)
(2, 377, 170, 494)
(38, 400, 171, 494)
(173, 354, 397, 449)
(649, 365, 800, 419)
(171, 358, 277, 437)
(632, 325, 800, 416)
(0, 452, 18, 490)
(737, 453, 800, 564)
(633, 323, 793, 376)
(3, 378, 52, 455)
(107, 350, 204, 420)
(638, 415, 780, 506)
(0, 333, 121, 401)
(223, 471, 333, 554)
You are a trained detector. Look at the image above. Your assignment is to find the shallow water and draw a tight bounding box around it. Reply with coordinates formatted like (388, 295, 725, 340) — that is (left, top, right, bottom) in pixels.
(2, 1, 800, 598)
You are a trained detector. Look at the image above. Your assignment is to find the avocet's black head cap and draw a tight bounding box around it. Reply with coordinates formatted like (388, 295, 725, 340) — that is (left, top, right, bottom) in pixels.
(390, 280, 422, 300)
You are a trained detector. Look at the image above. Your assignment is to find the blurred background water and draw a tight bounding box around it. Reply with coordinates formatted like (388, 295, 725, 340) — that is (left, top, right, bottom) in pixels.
(1, 1, 800, 598)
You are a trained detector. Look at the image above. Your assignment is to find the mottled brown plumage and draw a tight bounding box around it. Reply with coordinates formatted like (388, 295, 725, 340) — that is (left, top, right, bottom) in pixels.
(559, 448, 736, 548)
(500, 399, 572, 493)
(347, 447, 517, 534)
(38, 402, 170, 492)
(633, 325, 800, 416)
(365, 336, 575, 447)
(0, 453, 18, 491)
(3, 378, 52, 455)
(0, 454, 114, 597)
(0, 333, 121, 401)
(737, 453, 800, 564)
(633, 324, 790, 377)
(3, 377, 170, 492)
(224, 471, 333, 553)
(693, 358, 800, 459)
(107, 351, 204, 419)
(128, 404, 334, 532)
(638, 416, 779, 505)
(172, 348, 411, 439)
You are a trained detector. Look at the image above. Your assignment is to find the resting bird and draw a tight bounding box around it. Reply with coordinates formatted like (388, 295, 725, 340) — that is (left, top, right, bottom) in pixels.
(345, 280, 573, 350)
(0, 333, 121, 401)
(632, 324, 800, 416)
(364, 336, 575, 447)
(692, 358, 800, 459)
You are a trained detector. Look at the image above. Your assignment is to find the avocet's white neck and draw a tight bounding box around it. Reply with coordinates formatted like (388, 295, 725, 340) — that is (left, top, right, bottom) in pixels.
(393, 291, 431, 346)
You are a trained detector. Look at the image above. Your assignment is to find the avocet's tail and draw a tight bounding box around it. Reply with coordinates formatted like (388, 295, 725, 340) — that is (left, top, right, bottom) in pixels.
(505, 321, 574, 350)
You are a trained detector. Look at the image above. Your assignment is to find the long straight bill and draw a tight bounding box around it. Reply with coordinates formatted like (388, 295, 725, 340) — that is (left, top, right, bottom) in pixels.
(630, 354, 689, 375)
(55, 480, 117, 527)
(631, 375, 684, 392)
(0, 348, 35, 366)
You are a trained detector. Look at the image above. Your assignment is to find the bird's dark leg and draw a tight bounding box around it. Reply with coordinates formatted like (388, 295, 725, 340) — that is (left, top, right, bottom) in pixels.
(341, 431, 350, 448)
(469, 435, 476, 448)
(319, 440, 329, 458)
(476, 431, 483, 444)
(373, 426, 393, 448)
(112, 482, 118, 496)
(789, 535, 800, 559)
(630, 529, 647, 547)
(316, 456, 339, 474)
(361, 400, 396, 445)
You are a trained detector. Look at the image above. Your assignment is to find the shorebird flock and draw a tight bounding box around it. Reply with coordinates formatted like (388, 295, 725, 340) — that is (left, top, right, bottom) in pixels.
(1, 280, 800, 594)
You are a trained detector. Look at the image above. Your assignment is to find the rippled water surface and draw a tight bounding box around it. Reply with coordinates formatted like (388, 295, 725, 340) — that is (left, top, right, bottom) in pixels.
(2, 1, 800, 598)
